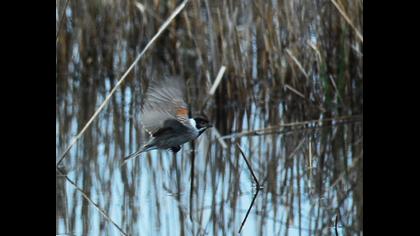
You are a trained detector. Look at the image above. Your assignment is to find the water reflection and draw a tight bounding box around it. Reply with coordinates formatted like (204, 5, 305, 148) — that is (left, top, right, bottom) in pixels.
(56, 0, 363, 235)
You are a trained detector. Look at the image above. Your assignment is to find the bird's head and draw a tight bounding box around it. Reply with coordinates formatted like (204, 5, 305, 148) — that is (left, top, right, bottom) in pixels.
(193, 116, 212, 135)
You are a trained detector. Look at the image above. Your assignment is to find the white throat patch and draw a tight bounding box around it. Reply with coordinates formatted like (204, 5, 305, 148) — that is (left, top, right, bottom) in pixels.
(189, 118, 197, 129)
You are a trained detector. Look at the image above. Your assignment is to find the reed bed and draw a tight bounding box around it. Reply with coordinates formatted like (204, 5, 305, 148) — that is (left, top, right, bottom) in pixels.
(56, 0, 362, 235)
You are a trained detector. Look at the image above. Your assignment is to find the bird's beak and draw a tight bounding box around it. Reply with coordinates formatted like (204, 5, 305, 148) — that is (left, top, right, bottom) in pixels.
(207, 124, 213, 128)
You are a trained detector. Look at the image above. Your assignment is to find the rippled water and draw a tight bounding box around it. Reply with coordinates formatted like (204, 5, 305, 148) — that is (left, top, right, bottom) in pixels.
(56, 0, 363, 235)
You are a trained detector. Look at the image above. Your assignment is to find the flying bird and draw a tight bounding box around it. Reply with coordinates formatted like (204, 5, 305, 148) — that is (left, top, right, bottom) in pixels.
(122, 77, 212, 164)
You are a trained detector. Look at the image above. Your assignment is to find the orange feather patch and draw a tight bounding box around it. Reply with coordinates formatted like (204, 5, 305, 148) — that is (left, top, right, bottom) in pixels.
(176, 107, 188, 117)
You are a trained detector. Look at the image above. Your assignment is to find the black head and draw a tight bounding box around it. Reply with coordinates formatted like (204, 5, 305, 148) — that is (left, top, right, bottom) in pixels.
(193, 116, 212, 135)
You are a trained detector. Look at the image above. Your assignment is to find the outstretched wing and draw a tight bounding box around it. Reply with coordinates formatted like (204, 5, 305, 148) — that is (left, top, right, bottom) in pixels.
(141, 76, 190, 136)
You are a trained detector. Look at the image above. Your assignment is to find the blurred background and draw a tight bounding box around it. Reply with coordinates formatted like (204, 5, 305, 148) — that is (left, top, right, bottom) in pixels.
(56, 0, 363, 235)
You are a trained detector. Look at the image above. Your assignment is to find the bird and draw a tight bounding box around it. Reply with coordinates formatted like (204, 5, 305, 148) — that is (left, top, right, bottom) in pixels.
(122, 76, 212, 164)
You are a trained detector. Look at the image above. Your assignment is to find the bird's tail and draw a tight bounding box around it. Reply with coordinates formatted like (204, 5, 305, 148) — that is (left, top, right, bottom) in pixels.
(120, 143, 156, 167)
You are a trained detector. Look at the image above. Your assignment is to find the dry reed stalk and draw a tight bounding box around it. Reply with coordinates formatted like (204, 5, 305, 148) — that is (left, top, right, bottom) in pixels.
(285, 84, 305, 99)
(330, 0, 363, 42)
(213, 127, 228, 149)
(208, 66, 226, 95)
(286, 48, 309, 80)
(56, 0, 69, 42)
(220, 115, 362, 140)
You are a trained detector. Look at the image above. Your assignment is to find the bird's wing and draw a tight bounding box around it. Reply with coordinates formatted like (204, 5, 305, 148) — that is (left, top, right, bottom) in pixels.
(141, 76, 190, 136)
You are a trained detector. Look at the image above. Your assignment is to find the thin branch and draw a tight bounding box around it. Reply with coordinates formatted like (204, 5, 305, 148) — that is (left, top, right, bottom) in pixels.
(238, 190, 260, 234)
(236, 143, 260, 187)
(56, 0, 190, 167)
(56, 168, 128, 236)
(236, 143, 263, 233)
